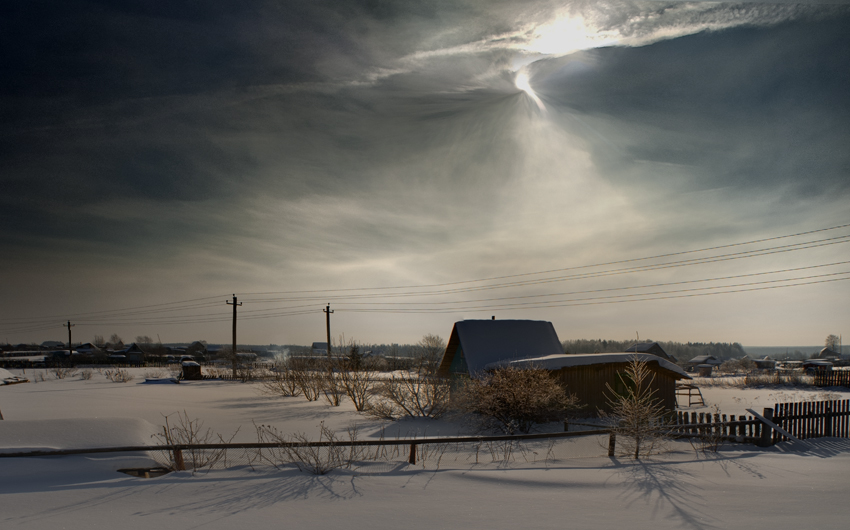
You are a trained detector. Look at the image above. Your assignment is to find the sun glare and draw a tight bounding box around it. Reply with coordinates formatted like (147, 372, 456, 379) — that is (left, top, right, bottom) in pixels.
(515, 71, 546, 113)
(515, 72, 533, 94)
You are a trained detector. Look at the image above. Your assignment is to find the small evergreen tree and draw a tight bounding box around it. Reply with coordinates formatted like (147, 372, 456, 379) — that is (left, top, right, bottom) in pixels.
(604, 356, 669, 459)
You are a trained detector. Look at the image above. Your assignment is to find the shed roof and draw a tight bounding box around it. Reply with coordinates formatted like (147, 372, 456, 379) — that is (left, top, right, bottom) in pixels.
(437, 319, 563, 376)
(486, 353, 690, 379)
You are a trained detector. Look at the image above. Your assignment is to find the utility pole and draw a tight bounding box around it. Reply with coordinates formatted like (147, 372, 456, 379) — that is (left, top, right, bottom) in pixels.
(64, 321, 75, 353)
(226, 295, 242, 378)
(323, 304, 333, 361)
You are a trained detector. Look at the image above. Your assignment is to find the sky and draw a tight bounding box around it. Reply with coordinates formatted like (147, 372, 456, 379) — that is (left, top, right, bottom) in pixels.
(1, 0, 849, 348)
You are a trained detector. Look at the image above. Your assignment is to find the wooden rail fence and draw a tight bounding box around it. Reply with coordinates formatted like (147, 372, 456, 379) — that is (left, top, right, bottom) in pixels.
(0, 428, 611, 468)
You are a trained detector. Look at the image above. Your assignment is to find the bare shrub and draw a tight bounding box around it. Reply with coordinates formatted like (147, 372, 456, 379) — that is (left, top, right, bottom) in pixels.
(153, 412, 239, 472)
(603, 356, 670, 459)
(368, 372, 450, 419)
(455, 366, 582, 434)
(104, 368, 134, 383)
(744, 372, 808, 387)
(334, 344, 375, 411)
(144, 369, 168, 379)
(79, 369, 93, 380)
(254, 421, 360, 475)
(260, 360, 302, 398)
(320, 371, 345, 406)
(287, 359, 323, 401)
(50, 366, 77, 379)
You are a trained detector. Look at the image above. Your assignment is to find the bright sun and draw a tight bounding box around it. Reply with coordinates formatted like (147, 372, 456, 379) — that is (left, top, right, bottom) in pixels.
(515, 72, 546, 112)
(515, 72, 533, 94)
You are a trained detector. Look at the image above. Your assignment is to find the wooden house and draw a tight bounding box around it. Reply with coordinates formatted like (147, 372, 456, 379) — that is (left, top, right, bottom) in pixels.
(436, 319, 690, 415)
(121, 343, 147, 365)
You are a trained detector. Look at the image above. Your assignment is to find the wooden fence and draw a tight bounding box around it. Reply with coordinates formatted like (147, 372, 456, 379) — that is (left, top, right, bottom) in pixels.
(0, 428, 612, 468)
(771, 399, 850, 443)
(669, 411, 762, 442)
(813, 371, 850, 387)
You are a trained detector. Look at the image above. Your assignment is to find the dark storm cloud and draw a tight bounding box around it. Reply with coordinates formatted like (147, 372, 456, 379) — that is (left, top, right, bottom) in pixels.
(0, 1, 518, 238)
(531, 13, 850, 197)
(1, 0, 848, 261)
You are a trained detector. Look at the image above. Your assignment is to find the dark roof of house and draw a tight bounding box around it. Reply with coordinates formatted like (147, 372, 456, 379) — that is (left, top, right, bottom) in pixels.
(437, 319, 564, 376)
(687, 354, 720, 365)
(625, 341, 673, 361)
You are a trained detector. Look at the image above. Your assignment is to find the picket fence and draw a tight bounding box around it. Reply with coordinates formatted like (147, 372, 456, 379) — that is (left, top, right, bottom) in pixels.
(669, 411, 762, 441)
(771, 399, 850, 443)
(813, 371, 850, 387)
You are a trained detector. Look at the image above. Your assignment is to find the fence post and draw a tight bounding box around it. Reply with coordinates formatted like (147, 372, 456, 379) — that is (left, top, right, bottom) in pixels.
(825, 403, 833, 438)
(608, 432, 616, 457)
(173, 448, 186, 471)
(408, 443, 416, 465)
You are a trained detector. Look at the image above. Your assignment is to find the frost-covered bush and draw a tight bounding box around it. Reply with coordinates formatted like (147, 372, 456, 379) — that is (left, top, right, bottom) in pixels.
(104, 369, 134, 383)
(455, 367, 581, 434)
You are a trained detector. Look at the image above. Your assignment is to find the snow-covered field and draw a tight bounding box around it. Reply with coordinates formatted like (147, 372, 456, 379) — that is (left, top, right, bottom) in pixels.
(1, 367, 849, 529)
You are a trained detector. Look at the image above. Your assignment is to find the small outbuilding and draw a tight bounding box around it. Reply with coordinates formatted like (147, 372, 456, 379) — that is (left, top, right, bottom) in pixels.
(181, 361, 203, 380)
(684, 355, 721, 372)
(752, 356, 776, 371)
(488, 353, 691, 415)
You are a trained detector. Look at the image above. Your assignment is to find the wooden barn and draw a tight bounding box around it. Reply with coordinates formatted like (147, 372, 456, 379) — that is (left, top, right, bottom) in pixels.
(487, 353, 691, 415)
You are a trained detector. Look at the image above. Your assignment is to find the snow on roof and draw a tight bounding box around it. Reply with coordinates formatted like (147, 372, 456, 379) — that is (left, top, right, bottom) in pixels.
(450, 319, 564, 374)
(485, 353, 691, 379)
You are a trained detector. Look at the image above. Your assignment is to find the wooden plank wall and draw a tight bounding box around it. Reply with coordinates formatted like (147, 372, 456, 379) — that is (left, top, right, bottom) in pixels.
(554, 362, 679, 415)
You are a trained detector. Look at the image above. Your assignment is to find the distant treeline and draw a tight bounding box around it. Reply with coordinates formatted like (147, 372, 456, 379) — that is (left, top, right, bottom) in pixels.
(561, 339, 746, 363)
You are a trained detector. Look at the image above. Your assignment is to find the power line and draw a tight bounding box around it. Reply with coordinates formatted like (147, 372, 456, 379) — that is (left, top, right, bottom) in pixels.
(336, 274, 850, 313)
(239, 223, 850, 296)
(2, 223, 849, 338)
(301, 263, 850, 308)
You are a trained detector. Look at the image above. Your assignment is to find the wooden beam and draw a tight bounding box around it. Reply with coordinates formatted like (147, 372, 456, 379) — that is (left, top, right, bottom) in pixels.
(746, 408, 809, 446)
